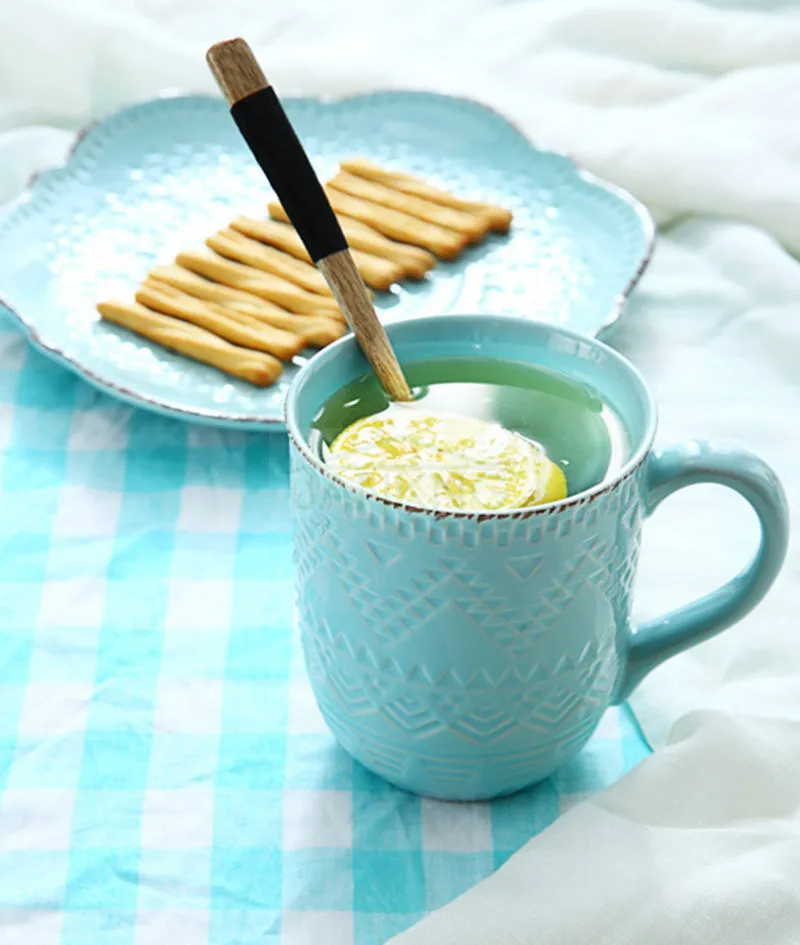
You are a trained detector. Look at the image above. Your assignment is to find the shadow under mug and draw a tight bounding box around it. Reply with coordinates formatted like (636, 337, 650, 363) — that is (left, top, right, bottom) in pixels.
(286, 315, 789, 800)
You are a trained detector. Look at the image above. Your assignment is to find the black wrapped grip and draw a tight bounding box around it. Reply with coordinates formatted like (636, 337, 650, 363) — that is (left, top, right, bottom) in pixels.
(231, 87, 348, 263)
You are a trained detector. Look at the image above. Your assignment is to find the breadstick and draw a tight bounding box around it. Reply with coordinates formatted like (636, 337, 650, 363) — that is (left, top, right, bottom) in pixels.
(329, 171, 489, 242)
(175, 250, 344, 320)
(220, 307, 345, 348)
(147, 268, 342, 339)
(328, 215, 435, 280)
(142, 279, 345, 348)
(148, 264, 313, 319)
(341, 158, 512, 233)
(321, 189, 466, 259)
(207, 229, 332, 296)
(230, 216, 405, 291)
(135, 283, 305, 361)
(207, 231, 372, 302)
(97, 299, 281, 387)
(268, 203, 435, 278)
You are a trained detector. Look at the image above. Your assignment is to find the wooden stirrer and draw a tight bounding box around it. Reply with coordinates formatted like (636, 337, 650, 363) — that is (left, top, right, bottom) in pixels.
(206, 38, 412, 402)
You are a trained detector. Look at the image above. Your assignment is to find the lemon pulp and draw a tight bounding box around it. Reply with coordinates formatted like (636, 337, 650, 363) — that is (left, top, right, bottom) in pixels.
(328, 410, 567, 512)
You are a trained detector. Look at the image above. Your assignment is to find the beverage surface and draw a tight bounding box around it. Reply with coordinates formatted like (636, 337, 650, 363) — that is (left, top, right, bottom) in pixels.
(311, 357, 630, 510)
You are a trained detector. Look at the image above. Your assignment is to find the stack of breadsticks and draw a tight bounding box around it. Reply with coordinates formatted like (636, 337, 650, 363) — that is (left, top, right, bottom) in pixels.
(98, 159, 512, 387)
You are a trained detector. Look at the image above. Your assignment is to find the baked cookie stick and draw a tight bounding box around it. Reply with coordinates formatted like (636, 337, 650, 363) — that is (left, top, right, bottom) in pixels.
(207, 229, 333, 296)
(97, 300, 282, 387)
(142, 279, 345, 348)
(175, 250, 344, 320)
(219, 307, 344, 348)
(340, 158, 512, 233)
(321, 188, 466, 259)
(230, 216, 405, 291)
(268, 203, 436, 277)
(148, 264, 314, 318)
(135, 283, 305, 361)
(329, 171, 490, 242)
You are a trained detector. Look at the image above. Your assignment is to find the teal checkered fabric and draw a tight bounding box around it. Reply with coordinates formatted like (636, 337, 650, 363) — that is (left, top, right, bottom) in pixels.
(0, 309, 650, 945)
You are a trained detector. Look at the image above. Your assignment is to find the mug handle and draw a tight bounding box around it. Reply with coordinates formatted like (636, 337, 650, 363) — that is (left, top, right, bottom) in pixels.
(614, 442, 789, 703)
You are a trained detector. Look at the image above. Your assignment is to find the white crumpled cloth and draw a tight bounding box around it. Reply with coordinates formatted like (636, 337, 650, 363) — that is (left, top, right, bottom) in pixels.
(2, 1, 800, 942)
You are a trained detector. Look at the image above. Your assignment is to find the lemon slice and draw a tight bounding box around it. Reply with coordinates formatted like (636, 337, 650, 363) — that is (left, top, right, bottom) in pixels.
(327, 409, 567, 512)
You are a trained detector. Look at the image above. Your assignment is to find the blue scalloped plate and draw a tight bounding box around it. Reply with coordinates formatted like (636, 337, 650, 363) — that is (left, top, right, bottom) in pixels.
(0, 92, 653, 428)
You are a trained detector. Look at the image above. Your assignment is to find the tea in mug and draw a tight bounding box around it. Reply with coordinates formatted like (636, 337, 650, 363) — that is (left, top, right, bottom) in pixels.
(311, 356, 630, 511)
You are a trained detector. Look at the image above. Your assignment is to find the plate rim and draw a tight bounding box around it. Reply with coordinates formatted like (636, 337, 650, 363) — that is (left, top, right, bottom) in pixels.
(0, 88, 656, 431)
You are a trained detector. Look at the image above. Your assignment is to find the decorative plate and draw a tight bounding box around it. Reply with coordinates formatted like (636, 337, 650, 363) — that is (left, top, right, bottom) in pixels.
(0, 92, 654, 428)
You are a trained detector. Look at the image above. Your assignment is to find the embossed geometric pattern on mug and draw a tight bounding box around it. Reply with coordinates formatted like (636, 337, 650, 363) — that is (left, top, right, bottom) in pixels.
(304, 602, 615, 741)
(295, 470, 638, 779)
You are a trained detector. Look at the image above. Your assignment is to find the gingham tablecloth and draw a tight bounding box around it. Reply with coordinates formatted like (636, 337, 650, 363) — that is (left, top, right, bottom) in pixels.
(0, 309, 649, 945)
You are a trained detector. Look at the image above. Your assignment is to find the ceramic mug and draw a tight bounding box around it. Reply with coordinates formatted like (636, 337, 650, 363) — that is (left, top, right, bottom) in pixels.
(286, 315, 789, 800)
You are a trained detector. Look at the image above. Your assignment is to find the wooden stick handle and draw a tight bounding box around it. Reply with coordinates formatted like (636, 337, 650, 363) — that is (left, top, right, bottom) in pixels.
(317, 251, 411, 402)
(206, 38, 411, 401)
(208, 39, 346, 265)
(206, 38, 268, 104)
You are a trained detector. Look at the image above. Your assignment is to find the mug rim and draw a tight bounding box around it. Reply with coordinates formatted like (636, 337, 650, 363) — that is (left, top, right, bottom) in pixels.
(285, 314, 658, 519)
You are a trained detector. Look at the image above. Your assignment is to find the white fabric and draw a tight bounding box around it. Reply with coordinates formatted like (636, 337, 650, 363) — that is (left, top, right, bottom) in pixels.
(399, 712, 800, 945)
(1, 0, 799, 942)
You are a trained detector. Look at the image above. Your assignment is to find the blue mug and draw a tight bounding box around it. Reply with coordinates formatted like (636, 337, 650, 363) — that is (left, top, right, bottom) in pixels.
(286, 316, 789, 800)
